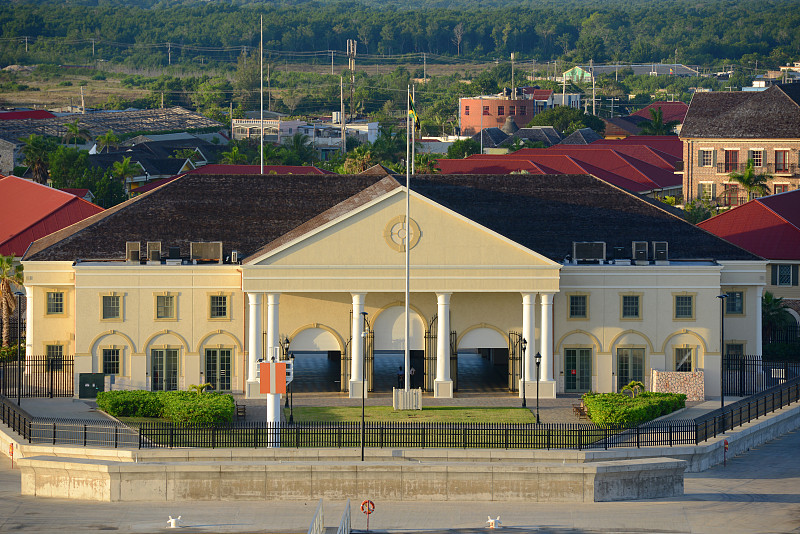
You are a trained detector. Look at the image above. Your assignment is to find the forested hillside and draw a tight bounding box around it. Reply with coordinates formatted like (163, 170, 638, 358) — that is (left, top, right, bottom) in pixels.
(1, 0, 798, 70)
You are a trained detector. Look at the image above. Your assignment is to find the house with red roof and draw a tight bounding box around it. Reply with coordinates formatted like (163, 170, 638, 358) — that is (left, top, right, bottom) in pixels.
(436, 136, 682, 197)
(0, 175, 104, 257)
(698, 189, 800, 325)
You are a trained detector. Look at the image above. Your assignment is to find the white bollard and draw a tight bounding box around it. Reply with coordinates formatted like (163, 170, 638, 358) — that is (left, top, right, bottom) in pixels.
(167, 515, 181, 528)
(266, 392, 281, 448)
(486, 516, 502, 529)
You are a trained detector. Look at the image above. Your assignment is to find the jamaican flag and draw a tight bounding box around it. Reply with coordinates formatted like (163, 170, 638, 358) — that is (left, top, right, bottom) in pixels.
(409, 92, 421, 133)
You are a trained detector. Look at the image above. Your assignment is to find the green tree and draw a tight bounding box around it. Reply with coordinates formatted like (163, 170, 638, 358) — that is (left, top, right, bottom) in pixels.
(527, 107, 605, 136)
(343, 144, 376, 174)
(414, 152, 439, 174)
(62, 118, 91, 147)
(0, 254, 23, 347)
(728, 159, 771, 200)
(96, 130, 120, 154)
(220, 145, 249, 165)
(111, 156, 140, 194)
(371, 125, 406, 165)
(684, 198, 715, 224)
(446, 138, 480, 159)
(762, 291, 794, 342)
(638, 107, 680, 135)
(281, 133, 315, 165)
(19, 134, 56, 184)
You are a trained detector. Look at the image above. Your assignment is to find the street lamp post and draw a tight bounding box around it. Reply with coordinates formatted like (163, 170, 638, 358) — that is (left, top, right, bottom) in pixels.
(521, 338, 528, 408)
(535, 352, 542, 424)
(361, 311, 368, 462)
(717, 293, 728, 409)
(15, 291, 23, 406)
(283, 338, 290, 409)
(288, 353, 295, 424)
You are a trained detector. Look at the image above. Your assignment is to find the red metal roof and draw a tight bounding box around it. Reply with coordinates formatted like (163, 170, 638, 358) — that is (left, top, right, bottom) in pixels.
(59, 188, 90, 198)
(697, 190, 800, 260)
(591, 136, 683, 159)
(0, 110, 56, 121)
(0, 176, 103, 257)
(631, 102, 689, 124)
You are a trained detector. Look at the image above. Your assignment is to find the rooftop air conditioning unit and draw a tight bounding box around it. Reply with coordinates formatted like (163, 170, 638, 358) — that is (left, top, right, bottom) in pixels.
(573, 241, 606, 262)
(149, 249, 161, 262)
(231, 250, 238, 264)
(125, 241, 140, 263)
(632, 241, 648, 263)
(146, 241, 161, 264)
(190, 241, 223, 264)
(653, 241, 669, 262)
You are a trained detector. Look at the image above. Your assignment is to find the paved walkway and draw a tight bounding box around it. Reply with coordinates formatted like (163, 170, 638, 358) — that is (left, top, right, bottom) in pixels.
(0, 427, 798, 533)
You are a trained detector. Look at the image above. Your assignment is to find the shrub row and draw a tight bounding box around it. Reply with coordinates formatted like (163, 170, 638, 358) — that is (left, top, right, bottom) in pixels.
(96, 390, 234, 424)
(581, 391, 686, 427)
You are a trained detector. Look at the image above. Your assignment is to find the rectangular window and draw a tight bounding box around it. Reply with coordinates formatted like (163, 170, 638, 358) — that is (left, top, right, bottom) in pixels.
(569, 295, 588, 319)
(675, 347, 693, 372)
(778, 264, 792, 286)
(509, 106, 515, 115)
(699, 182, 715, 201)
(622, 295, 640, 319)
(774, 184, 789, 194)
(210, 295, 228, 319)
(519, 105, 526, 115)
(465, 105, 470, 116)
(102, 295, 120, 320)
(750, 150, 763, 167)
(724, 150, 739, 173)
(497, 106, 505, 116)
(725, 291, 744, 315)
(698, 150, 712, 167)
(103, 348, 120, 375)
(725, 343, 744, 357)
(156, 295, 175, 319)
(483, 106, 490, 115)
(675, 295, 694, 319)
(617, 348, 644, 391)
(46, 292, 64, 314)
(775, 150, 789, 172)
(46, 344, 64, 371)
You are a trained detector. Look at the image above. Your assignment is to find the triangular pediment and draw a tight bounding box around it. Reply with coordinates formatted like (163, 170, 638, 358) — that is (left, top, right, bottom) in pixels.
(243, 188, 560, 294)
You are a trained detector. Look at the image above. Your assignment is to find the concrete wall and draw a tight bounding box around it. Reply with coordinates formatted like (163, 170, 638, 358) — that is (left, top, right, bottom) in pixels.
(17, 456, 685, 503)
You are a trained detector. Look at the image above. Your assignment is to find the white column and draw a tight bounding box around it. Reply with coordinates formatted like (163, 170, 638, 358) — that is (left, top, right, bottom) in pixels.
(247, 292, 262, 383)
(350, 293, 366, 398)
(521, 293, 535, 383)
(755, 286, 763, 357)
(25, 291, 33, 356)
(434, 292, 453, 398)
(540, 292, 555, 382)
(266, 293, 280, 361)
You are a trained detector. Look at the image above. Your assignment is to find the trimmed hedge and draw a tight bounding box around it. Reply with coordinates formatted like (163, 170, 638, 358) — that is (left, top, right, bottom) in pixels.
(96, 390, 234, 423)
(581, 391, 686, 427)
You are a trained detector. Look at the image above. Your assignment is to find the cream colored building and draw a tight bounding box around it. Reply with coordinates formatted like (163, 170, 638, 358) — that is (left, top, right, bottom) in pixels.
(22, 171, 765, 400)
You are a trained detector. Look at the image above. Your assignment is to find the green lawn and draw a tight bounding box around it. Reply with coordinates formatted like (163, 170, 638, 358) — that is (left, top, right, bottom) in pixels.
(285, 406, 537, 423)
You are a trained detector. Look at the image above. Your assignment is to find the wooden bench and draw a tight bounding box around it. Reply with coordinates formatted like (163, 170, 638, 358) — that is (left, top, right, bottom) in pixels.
(235, 404, 246, 420)
(572, 403, 589, 420)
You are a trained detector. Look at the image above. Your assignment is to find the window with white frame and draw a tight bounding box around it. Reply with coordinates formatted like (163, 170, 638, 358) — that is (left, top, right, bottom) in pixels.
(699, 182, 715, 201)
(778, 264, 792, 286)
(156, 295, 175, 319)
(750, 149, 763, 167)
(698, 149, 713, 167)
(46, 291, 64, 314)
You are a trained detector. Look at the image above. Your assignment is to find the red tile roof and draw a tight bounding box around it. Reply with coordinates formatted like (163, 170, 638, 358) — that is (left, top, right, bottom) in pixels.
(0, 110, 56, 121)
(631, 101, 689, 124)
(0, 175, 104, 257)
(187, 164, 334, 175)
(697, 190, 800, 260)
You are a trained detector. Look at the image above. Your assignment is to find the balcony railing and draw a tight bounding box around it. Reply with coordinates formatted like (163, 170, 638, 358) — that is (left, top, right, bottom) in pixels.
(716, 163, 798, 175)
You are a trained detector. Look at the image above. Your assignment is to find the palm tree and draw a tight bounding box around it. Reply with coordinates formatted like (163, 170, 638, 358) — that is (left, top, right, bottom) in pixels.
(762, 291, 793, 343)
(62, 119, 91, 148)
(638, 107, 680, 135)
(96, 129, 120, 153)
(342, 144, 375, 174)
(729, 159, 771, 201)
(0, 254, 24, 348)
(19, 134, 54, 184)
(282, 133, 315, 164)
(111, 156, 140, 194)
(220, 145, 249, 165)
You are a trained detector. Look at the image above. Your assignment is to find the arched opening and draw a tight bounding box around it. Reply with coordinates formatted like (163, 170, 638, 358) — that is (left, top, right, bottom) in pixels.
(372, 306, 425, 391)
(457, 327, 509, 393)
(288, 327, 342, 393)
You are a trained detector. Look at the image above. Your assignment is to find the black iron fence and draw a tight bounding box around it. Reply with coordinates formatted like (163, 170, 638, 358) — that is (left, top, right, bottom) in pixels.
(723, 355, 800, 396)
(765, 325, 800, 345)
(696, 376, 800, 443)
(0, 355, 74, 398)
(0, 394, 33, 441)
(135, 419, 698, 450)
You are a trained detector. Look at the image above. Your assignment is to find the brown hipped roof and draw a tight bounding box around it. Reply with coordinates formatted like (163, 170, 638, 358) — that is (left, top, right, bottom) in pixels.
(25, 172, 758, 264)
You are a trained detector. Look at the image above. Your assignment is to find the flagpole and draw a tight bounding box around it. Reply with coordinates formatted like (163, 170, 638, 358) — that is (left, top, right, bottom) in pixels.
(259, 15, 264, 174)
(405, 85, 411, 392)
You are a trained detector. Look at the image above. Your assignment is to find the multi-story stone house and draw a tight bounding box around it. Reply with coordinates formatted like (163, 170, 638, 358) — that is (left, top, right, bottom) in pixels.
(680, 84, 800, 206)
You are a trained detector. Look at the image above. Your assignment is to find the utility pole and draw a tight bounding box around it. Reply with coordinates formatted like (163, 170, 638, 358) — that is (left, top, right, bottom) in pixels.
(167, 43, 171, 65)
(24, 36, 28, 53)
(591, 58, 596, 116)
(562, 72, 566, 109)
(267, 62, 271, 112)
(80, 85, 85, 114)
(340, 76, 346, 156)
(511, 52, 516, 97)
(423, 52, 427, 81)
(532, 59, 536, 82)
(331, 50, 334, 75)
(91, 39, 95, 57)
(347, 40, 357, 122)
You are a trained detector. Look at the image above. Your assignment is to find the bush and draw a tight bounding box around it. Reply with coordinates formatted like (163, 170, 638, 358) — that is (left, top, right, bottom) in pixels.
(582, 391, 686, 427)
(96, 390, 234, 423)
(0, 343, 24, 363)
